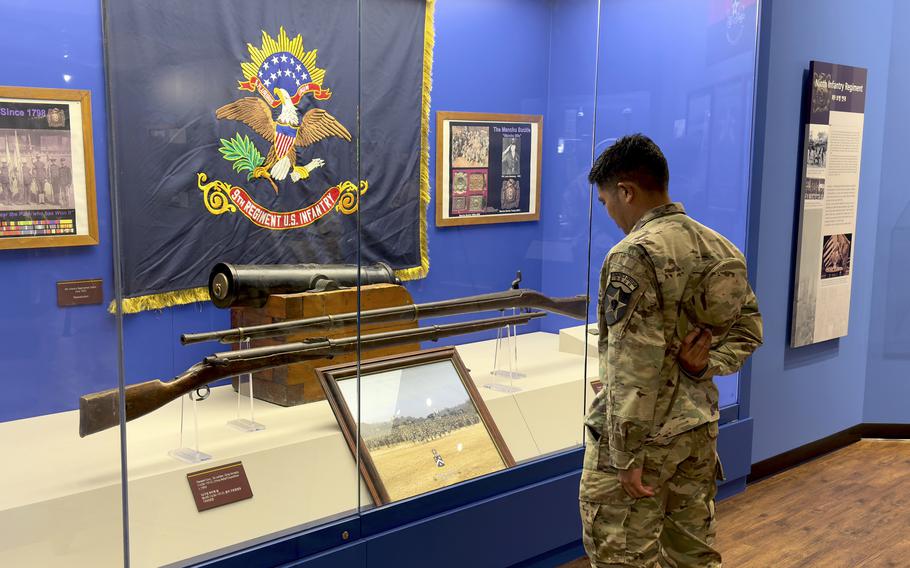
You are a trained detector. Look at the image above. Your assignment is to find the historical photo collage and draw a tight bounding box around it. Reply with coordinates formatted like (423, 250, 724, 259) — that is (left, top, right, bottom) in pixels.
(0, 101, 77, 238)
(449, 123, 529, 217)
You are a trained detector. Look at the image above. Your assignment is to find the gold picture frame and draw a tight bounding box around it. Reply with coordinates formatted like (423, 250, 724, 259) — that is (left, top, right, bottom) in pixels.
(316, 346, 515, 505)
(0, 86, 99, 250)
(436, 111, 542, 227)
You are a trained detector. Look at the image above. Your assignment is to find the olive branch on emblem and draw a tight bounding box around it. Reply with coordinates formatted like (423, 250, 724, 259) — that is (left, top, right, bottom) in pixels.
(219, 134, 265, 181)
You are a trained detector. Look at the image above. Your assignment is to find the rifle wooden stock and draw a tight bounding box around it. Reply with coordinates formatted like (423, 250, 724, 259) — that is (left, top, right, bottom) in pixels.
(181, 288, 588, 345)
(80, 312, 545, 437)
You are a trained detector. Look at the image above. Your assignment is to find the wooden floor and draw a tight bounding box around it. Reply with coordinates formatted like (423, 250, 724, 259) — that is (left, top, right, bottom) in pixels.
(561, 440, 910, 567)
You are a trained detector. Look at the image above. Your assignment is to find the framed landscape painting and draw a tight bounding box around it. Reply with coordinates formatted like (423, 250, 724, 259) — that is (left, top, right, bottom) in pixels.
(316, 347, 514, 505)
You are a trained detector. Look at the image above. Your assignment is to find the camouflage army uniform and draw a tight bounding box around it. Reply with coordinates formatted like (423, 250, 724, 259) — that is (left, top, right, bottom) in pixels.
(580, 203, 763, 567)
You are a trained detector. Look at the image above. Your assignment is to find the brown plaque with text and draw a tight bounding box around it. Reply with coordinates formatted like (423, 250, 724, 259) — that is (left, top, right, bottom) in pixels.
(590, 379, 603, 395)
(57, 279, 103, 307)
(186, 461, 253, 512)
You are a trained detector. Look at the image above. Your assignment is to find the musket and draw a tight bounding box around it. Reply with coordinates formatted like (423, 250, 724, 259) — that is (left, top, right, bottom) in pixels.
(80, 312, 545, 437)
(182, 288, 587, 346)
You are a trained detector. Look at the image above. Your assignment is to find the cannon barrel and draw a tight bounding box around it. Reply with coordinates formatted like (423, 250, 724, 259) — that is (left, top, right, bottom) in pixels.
(208, 262, 399, 309)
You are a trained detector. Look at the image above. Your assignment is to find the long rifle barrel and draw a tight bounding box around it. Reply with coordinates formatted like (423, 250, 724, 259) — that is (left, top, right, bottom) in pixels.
(80, 312, 545, 437)
(182, 288, 587, 345)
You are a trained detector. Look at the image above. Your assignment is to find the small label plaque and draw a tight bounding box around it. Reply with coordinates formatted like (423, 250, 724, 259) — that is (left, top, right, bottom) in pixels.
(590, 379, 604, 395)
(187, 461, 253, 512)
(57, 279, 103, 307)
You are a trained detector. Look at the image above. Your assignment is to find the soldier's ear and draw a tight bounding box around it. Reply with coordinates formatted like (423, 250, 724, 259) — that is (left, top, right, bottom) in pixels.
(616, 181, 636, 204)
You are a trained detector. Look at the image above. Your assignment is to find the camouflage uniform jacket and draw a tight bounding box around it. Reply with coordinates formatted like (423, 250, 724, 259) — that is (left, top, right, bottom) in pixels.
(583, 203, 762, 475)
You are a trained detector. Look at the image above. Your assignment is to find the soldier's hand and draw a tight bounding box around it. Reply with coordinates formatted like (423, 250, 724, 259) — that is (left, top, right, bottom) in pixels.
(617, 467, 655, 499)
(679, 327, 712, 376)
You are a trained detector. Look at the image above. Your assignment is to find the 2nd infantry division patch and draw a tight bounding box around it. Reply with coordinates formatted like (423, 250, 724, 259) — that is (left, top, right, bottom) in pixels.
(604, 272, 639, 326)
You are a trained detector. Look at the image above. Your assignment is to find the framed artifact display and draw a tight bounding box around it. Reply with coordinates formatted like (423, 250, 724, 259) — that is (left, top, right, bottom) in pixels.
(316, 347, 515, 505)
(436, 111, 542, 227)
(0, 86, 98, 250)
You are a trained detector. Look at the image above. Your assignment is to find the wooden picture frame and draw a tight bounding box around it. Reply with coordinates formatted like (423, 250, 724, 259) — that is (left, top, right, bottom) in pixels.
(0, 86, 99, 250)
(316, 346, 515, 505)
(435, 111, 542, 227)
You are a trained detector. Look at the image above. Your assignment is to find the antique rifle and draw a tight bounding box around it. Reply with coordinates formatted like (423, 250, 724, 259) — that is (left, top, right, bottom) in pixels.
(80, 312, 545, 437)
(182, 288, 588, 346)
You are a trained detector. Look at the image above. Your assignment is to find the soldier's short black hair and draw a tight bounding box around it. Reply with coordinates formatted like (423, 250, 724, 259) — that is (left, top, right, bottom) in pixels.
(588, 134, 669, 192)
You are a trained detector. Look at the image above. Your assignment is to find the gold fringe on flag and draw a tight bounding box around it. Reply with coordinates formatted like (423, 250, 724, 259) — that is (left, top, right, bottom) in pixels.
(108, 287, 210, 315)
(394, 0, 435, 281)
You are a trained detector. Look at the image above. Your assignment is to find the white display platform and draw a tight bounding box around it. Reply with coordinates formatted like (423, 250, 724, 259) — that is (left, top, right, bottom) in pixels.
(0, 331, 597, 568)
(558, 323, 598, 357)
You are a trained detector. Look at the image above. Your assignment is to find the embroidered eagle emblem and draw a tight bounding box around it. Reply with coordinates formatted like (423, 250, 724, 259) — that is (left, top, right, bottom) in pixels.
(215, 28, 351, 194)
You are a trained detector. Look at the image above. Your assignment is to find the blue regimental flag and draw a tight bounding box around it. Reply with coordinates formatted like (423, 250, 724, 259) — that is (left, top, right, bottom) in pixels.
(105, 1, 434, 312)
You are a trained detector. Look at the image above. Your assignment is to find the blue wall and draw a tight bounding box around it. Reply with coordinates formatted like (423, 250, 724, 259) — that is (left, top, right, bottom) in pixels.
(0, 0, 234, 422)
(403, 0, 552, 347)
(748, 0, 893, 462)
(863, 1, 910, 424)
(0, 0, 118, 421)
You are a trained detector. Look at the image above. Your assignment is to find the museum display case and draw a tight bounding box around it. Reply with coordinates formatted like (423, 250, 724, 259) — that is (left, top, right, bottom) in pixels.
(0, 1, 758, 566)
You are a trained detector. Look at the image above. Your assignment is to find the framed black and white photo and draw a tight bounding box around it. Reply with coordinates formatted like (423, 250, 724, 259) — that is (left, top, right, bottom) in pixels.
(0, 86, 98, 250)
(436, 111, 542, 227)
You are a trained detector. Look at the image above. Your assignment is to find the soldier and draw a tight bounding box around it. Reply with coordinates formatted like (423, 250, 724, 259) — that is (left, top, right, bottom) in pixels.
(21, 158, 34, 206)
(59, 157, 72, 207)
(579, 134, 762, 568)
(0, 159, 9, 204)
(26, 158, 39, 205)
(35, 154, 47, 185)
(9, 168, 19, 205)
(49, 157, 60, 205)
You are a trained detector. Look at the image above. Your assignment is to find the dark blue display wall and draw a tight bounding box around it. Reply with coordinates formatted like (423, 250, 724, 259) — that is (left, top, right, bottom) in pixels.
(0, 0, 118, 421)
(747, 0, 895, 462)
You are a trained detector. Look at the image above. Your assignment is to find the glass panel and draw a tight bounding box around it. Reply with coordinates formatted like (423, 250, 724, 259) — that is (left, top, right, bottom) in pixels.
(865, 2, 910, 425)
(355, 0, 600, 510)
(102, 2, 363, 565)
(593, 0, 759, 409)
(0, 1, 124, 567)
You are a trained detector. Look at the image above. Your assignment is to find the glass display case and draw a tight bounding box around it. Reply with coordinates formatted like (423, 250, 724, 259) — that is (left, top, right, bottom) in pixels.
(0, 1, 758, 566)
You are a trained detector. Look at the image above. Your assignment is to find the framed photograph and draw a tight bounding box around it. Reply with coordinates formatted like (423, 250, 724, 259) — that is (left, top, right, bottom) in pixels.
(436, 111, 542, 227)
(0, 86, 99, 250)
(316, 347, 515, 505)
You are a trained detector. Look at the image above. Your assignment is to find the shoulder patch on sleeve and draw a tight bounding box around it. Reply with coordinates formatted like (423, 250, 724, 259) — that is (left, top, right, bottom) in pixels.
(604, 272, 639, 326)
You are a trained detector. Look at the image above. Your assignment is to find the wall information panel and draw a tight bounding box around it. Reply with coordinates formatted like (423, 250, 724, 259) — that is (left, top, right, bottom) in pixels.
(792, 61, 867, 348)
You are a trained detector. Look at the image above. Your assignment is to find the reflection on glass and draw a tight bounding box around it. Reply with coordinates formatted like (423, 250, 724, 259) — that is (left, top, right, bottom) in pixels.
(592, 0, 759, 408)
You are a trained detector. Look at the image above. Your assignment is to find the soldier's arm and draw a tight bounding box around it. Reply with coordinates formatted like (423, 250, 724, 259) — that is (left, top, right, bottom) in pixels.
(602, 250, 666, 471)
(708, 285, 763, 376)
